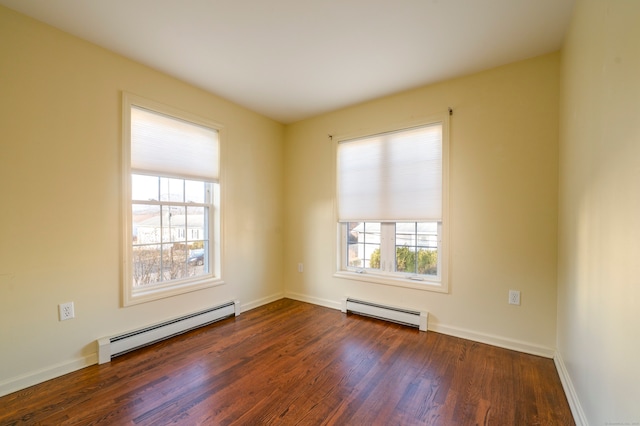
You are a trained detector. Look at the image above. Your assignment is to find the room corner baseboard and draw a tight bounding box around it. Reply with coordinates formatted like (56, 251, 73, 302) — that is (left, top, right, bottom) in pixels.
(0, 353, 97, 398)
(240, 292, 285, 313)
(428, 323, 556, 359)
(284, 292, 342, 311)
(554, 352, 588, 426)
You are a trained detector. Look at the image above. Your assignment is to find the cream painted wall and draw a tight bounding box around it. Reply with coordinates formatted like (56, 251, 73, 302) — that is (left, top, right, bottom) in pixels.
(284, 53, 560, 355)
(0, 6, 284, 395)
(558, 0, 640, 424)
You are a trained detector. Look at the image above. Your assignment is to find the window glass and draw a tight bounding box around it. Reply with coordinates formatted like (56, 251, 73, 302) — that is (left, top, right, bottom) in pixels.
(395, 222, 438, 276)
(131, 174, 212, 289)
(160, 177, 184, 202)
(185, 180, 206, 204)
(347, 222, 381, 269)
(132, 174, 159, 201)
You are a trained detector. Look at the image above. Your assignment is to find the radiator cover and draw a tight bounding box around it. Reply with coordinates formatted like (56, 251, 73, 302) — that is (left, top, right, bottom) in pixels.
(342, 298, 427, 331)
(97, 300, 239, 364)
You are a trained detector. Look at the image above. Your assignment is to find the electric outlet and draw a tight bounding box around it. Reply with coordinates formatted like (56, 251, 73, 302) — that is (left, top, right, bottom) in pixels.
(508, 290, 521, 306)
(59, 302, 75, 321)
(298, 263, 304, 273)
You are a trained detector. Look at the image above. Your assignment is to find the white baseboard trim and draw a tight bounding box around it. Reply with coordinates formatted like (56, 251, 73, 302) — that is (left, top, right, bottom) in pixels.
(284, 291, 342, 311)
(554, 352, 588, 426)
(0, 353, 97, 398)
(0, 294, 284, 398)
(240, 292, 285, 313)
(284, 294, 555, 359)
(0, 295, 562, 405)
(429, 322, 555, 358)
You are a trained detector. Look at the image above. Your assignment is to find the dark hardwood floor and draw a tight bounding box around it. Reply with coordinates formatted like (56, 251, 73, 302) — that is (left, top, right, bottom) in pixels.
(0, 299, 574, 425)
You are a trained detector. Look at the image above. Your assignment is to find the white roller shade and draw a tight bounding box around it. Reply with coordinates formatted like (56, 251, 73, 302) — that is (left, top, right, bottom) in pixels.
(131, 106, 219, 181)
(337, 123, 442, 222)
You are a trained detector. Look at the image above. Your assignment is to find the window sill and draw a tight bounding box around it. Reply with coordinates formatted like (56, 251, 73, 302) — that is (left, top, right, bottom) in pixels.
(333, 270, 448, 293)
(124, 276, 225, 306)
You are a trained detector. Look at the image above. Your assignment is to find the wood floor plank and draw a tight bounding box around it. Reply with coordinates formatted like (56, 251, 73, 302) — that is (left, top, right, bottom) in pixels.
(0, 299, 574, 425)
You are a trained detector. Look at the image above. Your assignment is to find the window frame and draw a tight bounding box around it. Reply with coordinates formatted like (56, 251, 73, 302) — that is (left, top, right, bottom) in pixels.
(333, 115, 449, 293)
(122, 92, 224, 306)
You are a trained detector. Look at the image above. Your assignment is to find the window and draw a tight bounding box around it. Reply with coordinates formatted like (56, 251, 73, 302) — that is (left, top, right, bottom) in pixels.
(122, 93, 223, 305)
(335, 119, 448, 292)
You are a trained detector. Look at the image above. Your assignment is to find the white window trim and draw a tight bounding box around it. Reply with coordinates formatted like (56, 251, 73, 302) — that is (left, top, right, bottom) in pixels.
(122, 92, 225, 306)
(332, 114, 450, 293)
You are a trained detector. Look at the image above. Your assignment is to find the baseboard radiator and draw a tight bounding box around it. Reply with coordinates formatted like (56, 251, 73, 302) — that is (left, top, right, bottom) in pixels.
(98, 300, 240, 364)
(341, 298, 428, 332)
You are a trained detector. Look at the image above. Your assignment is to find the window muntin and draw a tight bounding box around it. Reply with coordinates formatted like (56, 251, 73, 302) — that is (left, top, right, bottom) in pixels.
(123, 93, 222, 305)
(335, 118, 448, 291)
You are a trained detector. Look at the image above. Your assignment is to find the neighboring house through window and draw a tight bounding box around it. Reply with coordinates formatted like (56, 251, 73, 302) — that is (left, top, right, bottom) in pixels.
(335, 117, 449, 292)
(122, 93, 223, 305)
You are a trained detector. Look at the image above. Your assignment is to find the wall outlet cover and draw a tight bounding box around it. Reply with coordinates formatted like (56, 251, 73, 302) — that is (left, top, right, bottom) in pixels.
(508, 290, 521, 306)
(59, 302, 75, 321)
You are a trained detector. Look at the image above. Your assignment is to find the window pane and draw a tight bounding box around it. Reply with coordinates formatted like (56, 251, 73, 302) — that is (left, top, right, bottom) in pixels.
(417, 249, 438, 275)
(346, 222, 380, 270)
(364, 243, 380, 269)
(185, 180, 206, 204)
(396, 246, 418, 274)
(417, 222, 438, 249)
(396, 222, 416, 247)
(133, 204, 161, 245)
(133, 245, 162, 287)
(395, 222, 437, 276)
(162, 243, 187, 281)
(161, 206, 186, 243)
(132, 174, 159, 201)
(186, 206, 206, 242)
(160, 177, 184, 202)
(187, 244, 207, 276)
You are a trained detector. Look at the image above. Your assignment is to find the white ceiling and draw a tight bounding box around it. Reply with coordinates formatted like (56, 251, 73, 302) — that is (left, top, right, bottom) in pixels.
(0, 0, 575, 123)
